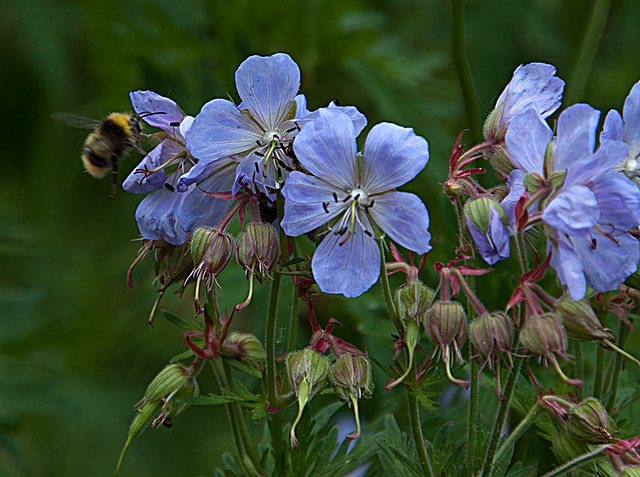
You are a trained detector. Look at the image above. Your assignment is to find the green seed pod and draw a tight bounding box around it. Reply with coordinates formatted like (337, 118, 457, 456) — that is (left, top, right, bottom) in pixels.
(330, 355, 374, 403)
(144, 363, 190, 404)
(554, 296, 614, 342)
(221, 332, 266, 362)
(469, 311, 514, 363)
(236, 223, 279, 278)
(520, 313, 568, 361)
(425, 300, 467, 351)
(190, 226, 234, 276)
(567, 398, 614, 445)
(464, 196, 509, 235)
(395, 280, 434, 324)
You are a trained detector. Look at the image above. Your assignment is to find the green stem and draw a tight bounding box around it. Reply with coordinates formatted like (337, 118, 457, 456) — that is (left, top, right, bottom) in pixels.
(406, 388, 435, 477)
(574, 342, 585, 393)
(593, 341, 606, 400)
(467, 360, 480, 473)
(564, 0, 613, 104)
(451, 0, 482, 144)
(493, 402, 543, 467)
(482, 355, 524, 476)
(378, 239, 404, 334)
(223, 359, 261, 470)
(210, 359, 252, 475)
(605, 321, 631, 412)
(266, 194, 286, 474)
(540, 446, 607, 477)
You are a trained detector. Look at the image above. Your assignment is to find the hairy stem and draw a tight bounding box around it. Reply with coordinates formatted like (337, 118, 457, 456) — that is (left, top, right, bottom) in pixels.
(406, 388, 435, 477)
(482, 355, 524, 476)
(493, 402, 543, 467)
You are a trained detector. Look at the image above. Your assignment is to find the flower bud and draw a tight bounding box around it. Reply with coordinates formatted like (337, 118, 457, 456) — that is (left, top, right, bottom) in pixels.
(236, 223, 279, 280)
(286, 348, 331, 449)
(221, 332, 266, 362)
(554, 296, 614, 342)
(330, 355, 374, 441)
(395, 280, 434, 324)
(520, 313, 581, 386)
(424, 301, 469, 388)
(425, 301, 466, 354)
(520, 313, 567, 361)
(189, 227, 234, 312)
(469, 311, 514, 364)
(463, 196, 511, 265)
(143, 363, 191, 404)
(330, 355, 374, 403)
(566, 398, 614, 445)
(190, 226, 234, 276)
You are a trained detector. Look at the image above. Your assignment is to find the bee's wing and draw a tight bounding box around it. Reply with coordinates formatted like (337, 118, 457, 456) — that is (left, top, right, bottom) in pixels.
(50, 112, 101, 129)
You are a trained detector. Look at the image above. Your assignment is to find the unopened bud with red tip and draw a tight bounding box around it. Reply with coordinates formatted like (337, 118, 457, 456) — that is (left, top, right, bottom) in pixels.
(567, 398, 614, 444)
(424, 301, 469, 389)
(286, 348, 331, 449)
(520, 313, 582, 386)
(330, 355, 374, 441)
(554, 296, 614, 342)
(189, 227, 234, 312)
(221, 332, 266, 362)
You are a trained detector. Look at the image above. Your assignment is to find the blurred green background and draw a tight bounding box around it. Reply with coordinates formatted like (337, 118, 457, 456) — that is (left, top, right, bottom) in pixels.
(2, 0, 640, 475)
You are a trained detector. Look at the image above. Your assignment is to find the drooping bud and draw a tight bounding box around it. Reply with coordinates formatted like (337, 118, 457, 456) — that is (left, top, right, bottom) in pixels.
(424, 301, 468, 389)
(143, 362, 191, 404)
(469, 312, 514, 362)
(116, 361, 201, 475)
(566, 398, 614, 445)
(236, 223, 279, 280)
(520, 313, 581, 386)
(286, 348, 331, 449)
(395, 280, 434, 323)
(469, 311, 514, 397)
(235, 223, 280, 310)
(463, 196, 511, 265)
(330, 355, 374, 441)
(221, 332, 266, 362)
(551, 432, 591, 464)
(188, 227, 234, 312)
(554, 296, 614, 342)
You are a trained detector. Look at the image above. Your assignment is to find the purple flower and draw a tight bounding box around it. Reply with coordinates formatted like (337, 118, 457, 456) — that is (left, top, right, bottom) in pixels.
(281, 109, 431, 298)
(506, 104, 640, 299)
(601, 80, 640, 185)
(485, 63, 565, 142)
(186, 54, 366, 195)
(464, 197, 510, 265)
(123, 91, 237, 245)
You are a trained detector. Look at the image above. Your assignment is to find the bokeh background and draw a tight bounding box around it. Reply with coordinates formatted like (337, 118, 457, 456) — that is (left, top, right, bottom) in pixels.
(2, 0, 640, 475)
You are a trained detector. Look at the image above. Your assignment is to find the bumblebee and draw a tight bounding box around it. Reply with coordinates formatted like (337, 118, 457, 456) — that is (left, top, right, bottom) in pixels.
(52, 111, 153, 197)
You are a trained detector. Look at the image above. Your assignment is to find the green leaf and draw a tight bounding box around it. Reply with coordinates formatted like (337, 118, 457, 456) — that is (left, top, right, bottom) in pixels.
(161, 310, 203, 331)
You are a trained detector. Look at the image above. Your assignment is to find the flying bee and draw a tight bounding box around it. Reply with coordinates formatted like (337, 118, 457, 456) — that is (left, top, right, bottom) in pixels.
(52, 111, 162, 197)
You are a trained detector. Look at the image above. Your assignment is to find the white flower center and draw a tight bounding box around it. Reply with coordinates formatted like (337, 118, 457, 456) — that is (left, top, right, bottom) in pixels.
(350, 188, 369, 203)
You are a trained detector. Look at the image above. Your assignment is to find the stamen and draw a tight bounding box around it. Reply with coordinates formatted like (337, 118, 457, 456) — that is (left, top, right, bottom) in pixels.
(255, 151, 265, 157)
(332, 192, 338, 203)
(322, 202, 330, 213)
(342, 195, 351, 203)
(591, 238, 597, 249)
(364, 229, 373, 237)
(169, 121, 180, 127)
(134, 152, 185, 177)
(254, 162, 260, 174)
(165, 183, 175, 191)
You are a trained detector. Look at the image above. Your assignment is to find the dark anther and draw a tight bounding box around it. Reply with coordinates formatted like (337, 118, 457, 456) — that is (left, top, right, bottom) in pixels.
(255, 151, 265, 157)
(322, 202, 330, 213)
(353, 193, 360, 201)
(591, 238, 598, 249)
(254, 162, 260, 173)
(364, 230, 373, 237)
(256, 140, 262, 146)
(165, 183, 175, 191)
(331, 98, 341, 106)
(332, 192, 338, 203)
(342, 194, 351, 203)
(169, 121, 180, 127)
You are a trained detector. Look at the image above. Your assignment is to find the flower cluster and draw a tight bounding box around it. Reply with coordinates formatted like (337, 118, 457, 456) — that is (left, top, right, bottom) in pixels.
(126, 53, 431, 299)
